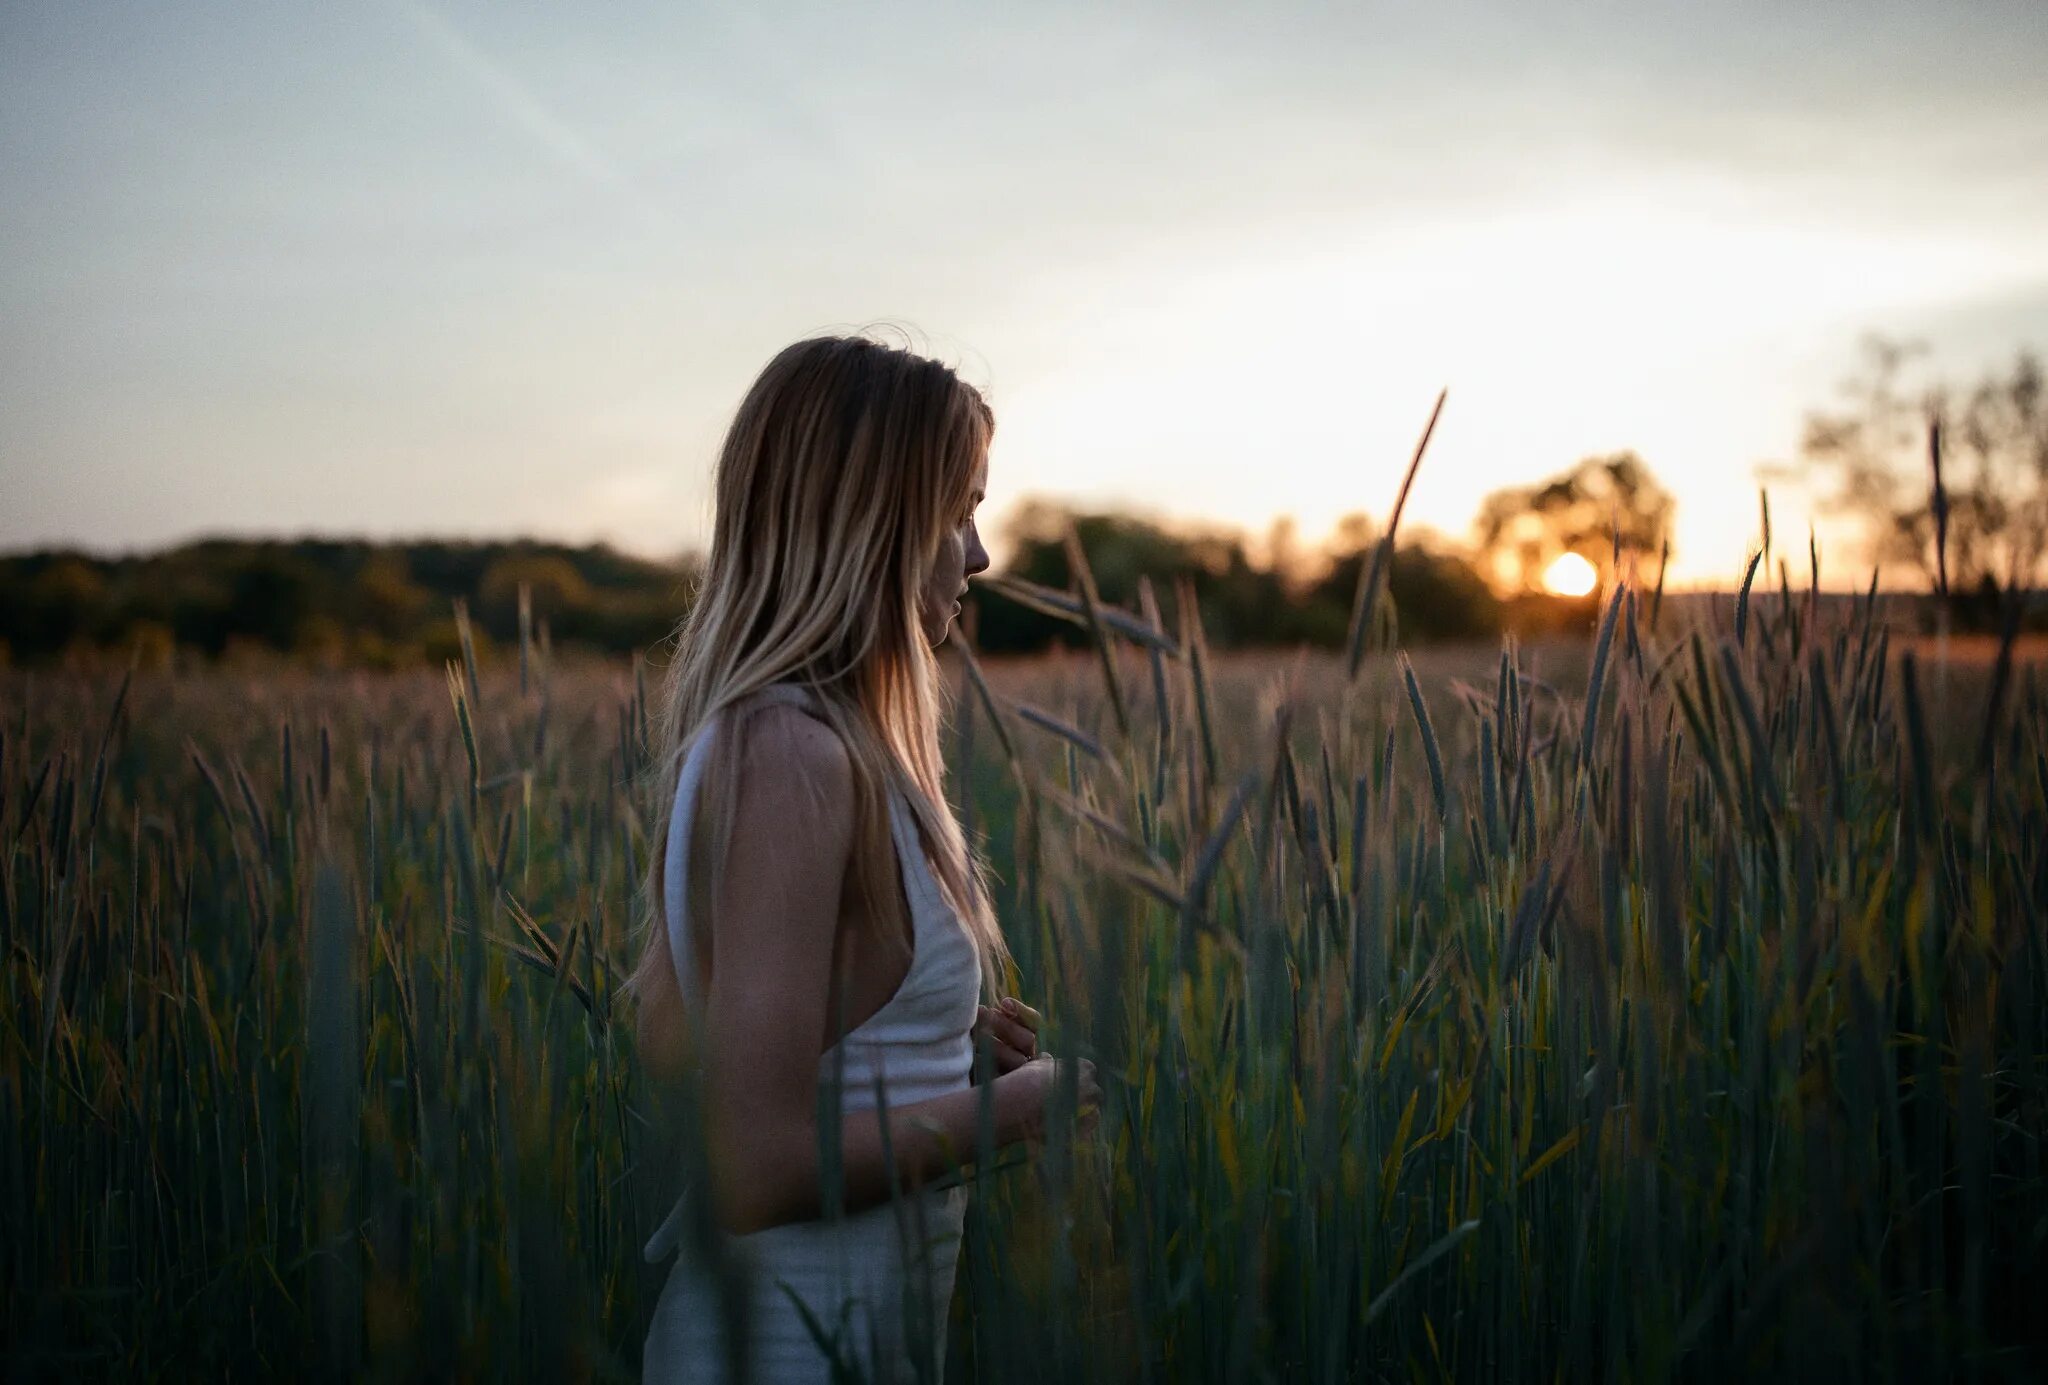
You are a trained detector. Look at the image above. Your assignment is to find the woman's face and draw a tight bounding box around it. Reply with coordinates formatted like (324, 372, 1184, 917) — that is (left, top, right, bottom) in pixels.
(919, 454, 990, 646)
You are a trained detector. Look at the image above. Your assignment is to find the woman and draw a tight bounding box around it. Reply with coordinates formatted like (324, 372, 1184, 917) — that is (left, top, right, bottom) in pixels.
(631, 333, 1099, 1383)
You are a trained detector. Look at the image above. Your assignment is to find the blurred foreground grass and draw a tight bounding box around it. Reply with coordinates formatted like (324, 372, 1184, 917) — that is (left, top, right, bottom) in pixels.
(3, 575, 2046, 1380)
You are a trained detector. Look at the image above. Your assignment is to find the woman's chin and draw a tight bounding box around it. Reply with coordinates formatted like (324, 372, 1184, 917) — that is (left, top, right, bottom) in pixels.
(924, 601, 962, 647)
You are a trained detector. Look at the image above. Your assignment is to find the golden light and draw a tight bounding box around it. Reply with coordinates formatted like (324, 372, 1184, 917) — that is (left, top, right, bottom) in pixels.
(1542, 551, 1599, 597)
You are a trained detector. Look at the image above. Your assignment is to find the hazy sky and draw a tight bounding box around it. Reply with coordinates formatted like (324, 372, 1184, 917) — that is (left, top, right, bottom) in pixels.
(5, 1, 2046, 583)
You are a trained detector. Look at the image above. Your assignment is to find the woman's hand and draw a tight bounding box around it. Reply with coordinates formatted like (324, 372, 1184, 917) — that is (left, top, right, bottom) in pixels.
(973, 995, 1041, 1076)
(994, 1054, 1101, 1142)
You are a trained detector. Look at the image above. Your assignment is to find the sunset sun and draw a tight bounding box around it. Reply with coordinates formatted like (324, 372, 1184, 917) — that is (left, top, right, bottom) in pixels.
(1542, 551, 1599, 597)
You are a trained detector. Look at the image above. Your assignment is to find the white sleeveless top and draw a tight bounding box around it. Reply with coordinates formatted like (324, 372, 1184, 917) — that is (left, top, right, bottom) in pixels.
(642, 682, 984, 1385)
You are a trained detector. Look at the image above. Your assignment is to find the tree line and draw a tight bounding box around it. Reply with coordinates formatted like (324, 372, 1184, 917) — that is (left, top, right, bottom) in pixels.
(0, 539, 692, 668)
(0, 519, 1545, 668)
(4, 334, 2039, 667)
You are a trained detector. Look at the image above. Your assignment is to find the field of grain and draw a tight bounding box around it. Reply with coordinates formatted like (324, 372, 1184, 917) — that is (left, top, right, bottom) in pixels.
(3, 570, 2045, 1380)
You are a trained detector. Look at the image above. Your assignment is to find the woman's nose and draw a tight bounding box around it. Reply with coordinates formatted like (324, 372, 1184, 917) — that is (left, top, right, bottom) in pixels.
(966, 526, 991, 577)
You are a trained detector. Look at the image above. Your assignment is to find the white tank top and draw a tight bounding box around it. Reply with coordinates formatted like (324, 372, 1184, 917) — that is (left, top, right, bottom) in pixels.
(642, 682, 983, 1383)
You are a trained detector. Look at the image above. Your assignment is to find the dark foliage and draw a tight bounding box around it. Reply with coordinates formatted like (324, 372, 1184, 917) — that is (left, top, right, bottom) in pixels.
(0, 511, 1526, 668)
(973, 500, 1506, 653)
(0, 538, 692, 666)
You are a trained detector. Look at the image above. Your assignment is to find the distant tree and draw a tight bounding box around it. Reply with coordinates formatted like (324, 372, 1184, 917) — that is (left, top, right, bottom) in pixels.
(1473, 453, 1674, 594)
(349, 552, 431, 640)
(1795, 334, 2047, 617)
(228, 551, 323, 650)
(1305, 524, 1502, 644)
(976, 499, 1500, 652)
(0, 536, 698, 665)
(976, 501, 1275, 652)
(17, 557, 110, 653)
(477, 552, 593, 635)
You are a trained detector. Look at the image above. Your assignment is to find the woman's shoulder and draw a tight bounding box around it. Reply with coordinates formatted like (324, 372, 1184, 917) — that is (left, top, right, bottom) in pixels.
(724, 687, 854, 813)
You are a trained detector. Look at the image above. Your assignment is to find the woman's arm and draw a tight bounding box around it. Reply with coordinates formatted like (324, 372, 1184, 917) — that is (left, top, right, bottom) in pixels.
(695, 703, 1084, 1235)
(816, 1053, 1074, 1225)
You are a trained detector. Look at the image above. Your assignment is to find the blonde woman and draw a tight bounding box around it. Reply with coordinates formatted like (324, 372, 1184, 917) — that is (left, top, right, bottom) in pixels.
(632, 334, 1099, 1383)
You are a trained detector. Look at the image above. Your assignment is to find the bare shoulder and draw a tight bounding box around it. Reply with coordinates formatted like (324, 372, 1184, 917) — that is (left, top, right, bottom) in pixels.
(729, 698, 854, 834)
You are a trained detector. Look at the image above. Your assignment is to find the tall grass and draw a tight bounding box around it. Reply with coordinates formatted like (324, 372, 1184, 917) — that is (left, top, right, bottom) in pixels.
(4, 553, 2045, 1379)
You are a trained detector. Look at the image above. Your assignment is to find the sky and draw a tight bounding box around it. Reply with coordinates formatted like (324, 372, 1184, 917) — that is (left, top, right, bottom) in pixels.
(4, 1, 2046, 586)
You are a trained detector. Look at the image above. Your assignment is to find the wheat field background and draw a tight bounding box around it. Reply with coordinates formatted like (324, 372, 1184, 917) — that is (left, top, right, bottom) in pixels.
(3, 564, 2045, 1381)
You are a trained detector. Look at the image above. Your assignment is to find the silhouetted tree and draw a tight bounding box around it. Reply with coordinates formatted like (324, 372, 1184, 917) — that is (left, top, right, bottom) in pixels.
(229, 551, 322, 650)
(348, 553, 431, 640)
(477, 552, 593, 634)
(975, 501, 1276, 651)
(0, 538, 689, 664)
(1306, 527, 1502, 645)
(1473, 453, 1674, 593)
(18, 558, 110, 652)
(974, 500, 1502, 653)
(1796, 334, 2047, 620)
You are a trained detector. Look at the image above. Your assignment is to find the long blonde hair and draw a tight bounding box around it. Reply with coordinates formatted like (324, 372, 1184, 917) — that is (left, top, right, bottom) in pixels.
(628, 333, 1007, 1052)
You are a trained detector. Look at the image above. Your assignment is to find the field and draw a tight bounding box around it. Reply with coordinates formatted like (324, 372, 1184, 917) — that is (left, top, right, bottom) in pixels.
(3, 571, 2046, 1381)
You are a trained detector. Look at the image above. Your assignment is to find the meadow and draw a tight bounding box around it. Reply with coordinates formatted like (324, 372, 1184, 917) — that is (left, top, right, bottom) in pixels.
(3, 551, 2045, 1380)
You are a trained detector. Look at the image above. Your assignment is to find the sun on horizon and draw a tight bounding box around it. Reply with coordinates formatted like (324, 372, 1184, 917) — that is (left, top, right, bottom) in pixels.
(1542, 551, 1599, 597)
